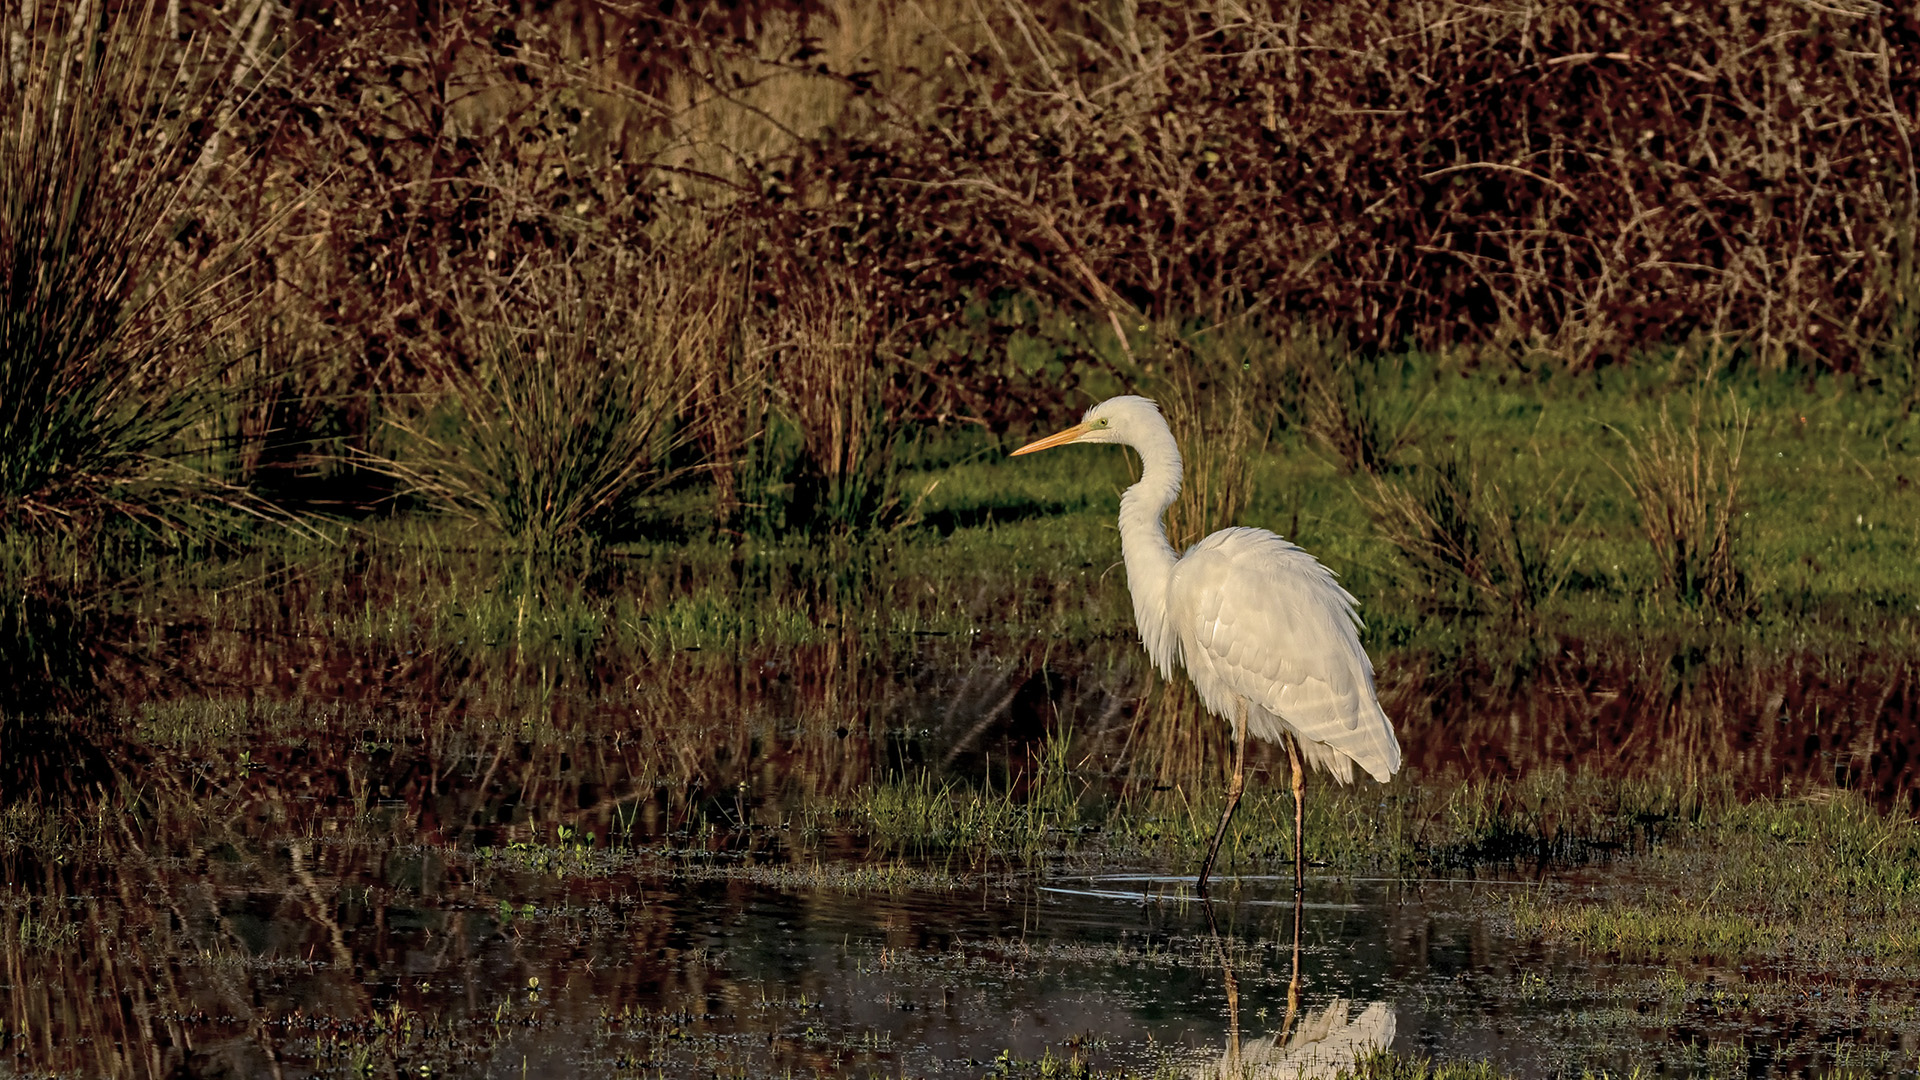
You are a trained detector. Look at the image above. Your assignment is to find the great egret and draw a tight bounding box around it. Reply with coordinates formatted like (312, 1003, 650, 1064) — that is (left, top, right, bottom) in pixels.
(1012, 395, 1400, 894)
(1198, 999, 1399, 1080)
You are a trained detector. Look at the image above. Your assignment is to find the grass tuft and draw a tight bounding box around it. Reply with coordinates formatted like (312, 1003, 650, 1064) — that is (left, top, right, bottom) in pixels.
(759, 277, 929, 535)
(1608, 391, 1751, 617)
(1289, 335, 1423, 476)
(1362, 444, 1585, 619)
(375, 254, 730, 548)
(0, 12, 276, 537)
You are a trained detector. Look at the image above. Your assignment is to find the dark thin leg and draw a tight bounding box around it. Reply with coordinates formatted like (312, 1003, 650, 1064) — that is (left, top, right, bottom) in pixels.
(1196, 698, 1249, 895)
(1281, 884, 1303, 1039)
(1204, 899, 1241, 1073)
(1284, 732, 1307, 895)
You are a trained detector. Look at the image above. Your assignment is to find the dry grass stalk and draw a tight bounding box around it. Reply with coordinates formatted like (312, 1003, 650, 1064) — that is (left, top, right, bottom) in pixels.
(375, 252, 728, 547)
(1361, 448, 1584, 619)
(775, 0, 1920, 369)
(1129, 676, 1236, 793)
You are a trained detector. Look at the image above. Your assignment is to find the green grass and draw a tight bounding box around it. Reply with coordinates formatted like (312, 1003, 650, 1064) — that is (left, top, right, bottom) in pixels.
(855, 728, 1087, 859)
(1509, 895, 1785, 957)
(1338, 1052, 1524, 1080)
(9, 347, 1917, 663)
(1501, 789, 1920, 961)
(7, 354, 1916, 861)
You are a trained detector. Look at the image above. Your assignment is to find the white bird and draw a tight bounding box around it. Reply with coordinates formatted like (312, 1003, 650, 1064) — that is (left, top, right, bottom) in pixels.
(1198, 1000, 1399, 1080)
(1012, 395, 1400, 894)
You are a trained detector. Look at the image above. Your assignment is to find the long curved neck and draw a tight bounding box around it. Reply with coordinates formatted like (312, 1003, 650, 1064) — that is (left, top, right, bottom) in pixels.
(1119, 421, 1183, 678)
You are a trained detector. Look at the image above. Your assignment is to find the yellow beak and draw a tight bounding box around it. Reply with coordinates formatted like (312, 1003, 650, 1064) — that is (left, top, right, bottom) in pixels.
(1010, 421, 1091, 456)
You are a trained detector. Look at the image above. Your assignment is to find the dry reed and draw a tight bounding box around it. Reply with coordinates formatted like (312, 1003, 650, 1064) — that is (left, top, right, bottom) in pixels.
(1609, 392, 1752, 618)
(9, 0, 1916, 533)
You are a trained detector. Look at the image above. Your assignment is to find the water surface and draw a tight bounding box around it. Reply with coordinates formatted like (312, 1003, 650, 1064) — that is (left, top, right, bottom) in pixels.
(4, 565, 1918, 1077)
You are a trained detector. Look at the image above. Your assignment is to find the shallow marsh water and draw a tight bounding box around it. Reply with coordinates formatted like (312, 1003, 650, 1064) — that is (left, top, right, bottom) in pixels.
(7, 832, 1919, 1078)
(4, 552, 1920, 1078)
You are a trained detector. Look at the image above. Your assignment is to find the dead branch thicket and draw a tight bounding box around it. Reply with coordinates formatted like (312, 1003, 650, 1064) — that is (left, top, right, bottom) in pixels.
(3, 0, 1916, 536)
(800, 0, 1920, 373)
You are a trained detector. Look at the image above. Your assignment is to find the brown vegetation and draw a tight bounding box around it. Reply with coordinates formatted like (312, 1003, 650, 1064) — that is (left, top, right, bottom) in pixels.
(1608, 391, 1752, 618)
(3, 0, 1917, 536)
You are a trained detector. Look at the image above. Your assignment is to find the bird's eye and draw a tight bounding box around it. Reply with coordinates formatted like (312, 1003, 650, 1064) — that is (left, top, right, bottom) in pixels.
(1095, 418, 1109, 428)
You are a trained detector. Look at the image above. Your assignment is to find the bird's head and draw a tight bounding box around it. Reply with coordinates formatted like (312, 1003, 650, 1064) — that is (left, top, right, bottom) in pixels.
(1010, 395, 1163, 455)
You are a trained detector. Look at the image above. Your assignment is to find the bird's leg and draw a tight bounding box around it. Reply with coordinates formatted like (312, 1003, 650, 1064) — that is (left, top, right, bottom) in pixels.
(1282, 884, 1303, 1039)
(1196, 697, 1249, 895)
(1204, 895, 1241, 1071)
(1284, 731, 1307, 895)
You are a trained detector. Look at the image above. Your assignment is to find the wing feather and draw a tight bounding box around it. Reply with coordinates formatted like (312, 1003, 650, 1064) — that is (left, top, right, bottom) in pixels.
(1168, 527, 1401, 783)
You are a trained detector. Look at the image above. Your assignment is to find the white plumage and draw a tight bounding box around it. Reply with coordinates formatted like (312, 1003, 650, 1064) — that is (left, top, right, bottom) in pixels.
(1196, 999, 1398, 1080)
(1012, 394, 1400, 892)
(1171, 527, 1399, 783)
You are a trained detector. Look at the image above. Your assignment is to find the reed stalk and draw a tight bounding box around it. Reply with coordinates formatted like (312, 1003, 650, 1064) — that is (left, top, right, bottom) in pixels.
(0, 10, 276, 536)
(1609, 392, 1751, 618)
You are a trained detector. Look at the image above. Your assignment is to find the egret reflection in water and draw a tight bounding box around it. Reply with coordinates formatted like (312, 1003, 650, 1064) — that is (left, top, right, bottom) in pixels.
(1199, 888, 1398, 1079)
(1201, 999, 1398, 1080)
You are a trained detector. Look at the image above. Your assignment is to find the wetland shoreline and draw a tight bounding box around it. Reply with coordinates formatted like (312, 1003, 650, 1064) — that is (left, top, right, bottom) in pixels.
(6, 377, 1919, 1074)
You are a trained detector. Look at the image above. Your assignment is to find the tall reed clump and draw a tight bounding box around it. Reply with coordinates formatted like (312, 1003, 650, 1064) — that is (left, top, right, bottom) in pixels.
(1360, 446, 1585, 621)
(1610, 393, 1751, 618)
(754, 278, 924, 535)
(376, 253, 731, 549)
(0, 13, 268, 536)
